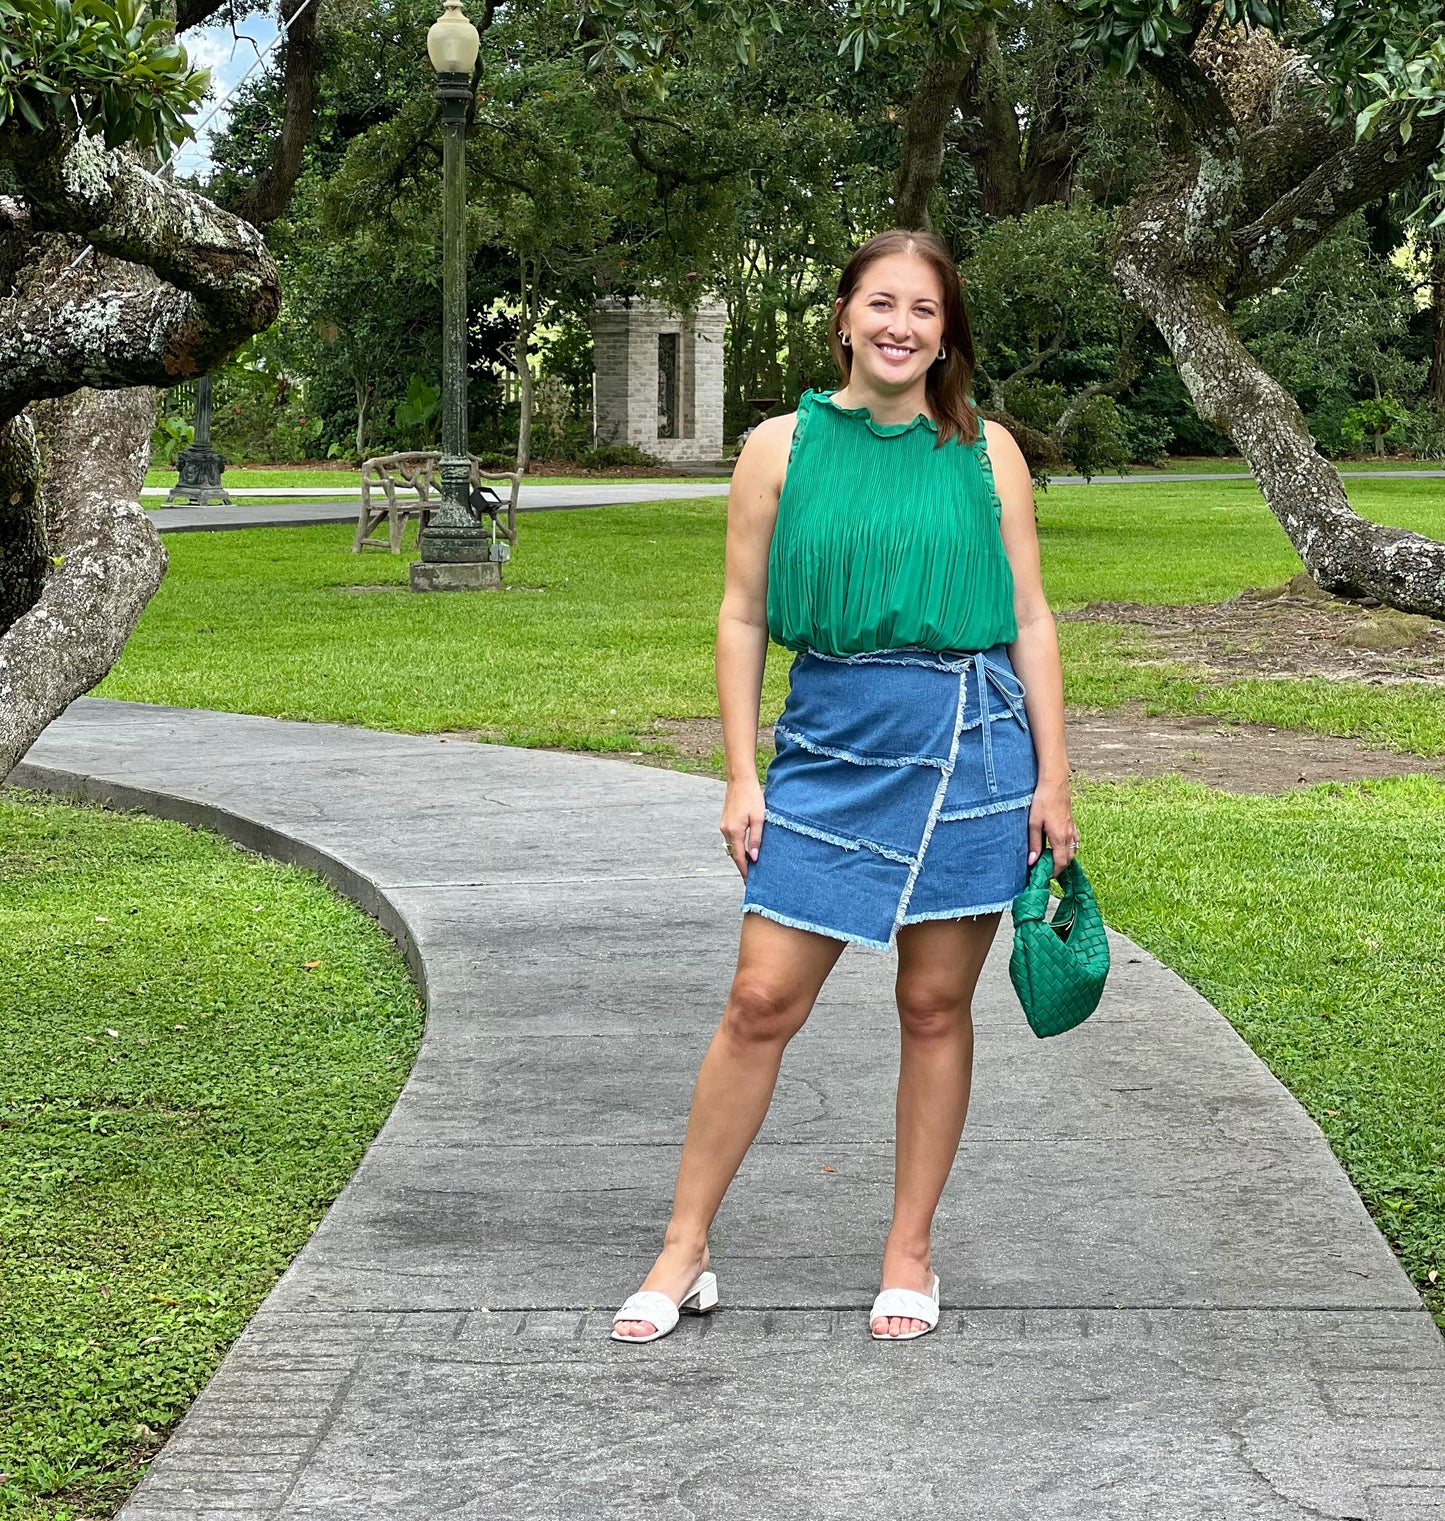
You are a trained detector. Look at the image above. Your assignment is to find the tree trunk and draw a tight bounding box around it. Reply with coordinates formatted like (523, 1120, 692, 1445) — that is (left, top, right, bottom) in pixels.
(354, 375, 369, 456)
(0, 387, 166, 780)
(0, 130, 280, 416)
(1115, 186, 1445, 615)
(0, 123, 279, 782)
(0, 412, 47, 635)
(762, 302, 781, 395)
(225, 0, 321, 228)
(748, 301, 769, 399)
(725, 292, 748, 421)
(955, 24, 1027, 219)
(515, 254, 535, 474)
(1111, 36, 1445, 617)
(892, 44, 977, 231)
(785, 269, 806, 401)
(725, 243, 763, 423)
(1430, 235, 1445, 408)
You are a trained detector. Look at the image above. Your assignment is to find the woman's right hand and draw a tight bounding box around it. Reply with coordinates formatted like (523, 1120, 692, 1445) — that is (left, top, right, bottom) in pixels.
(721, 777, 766, 879)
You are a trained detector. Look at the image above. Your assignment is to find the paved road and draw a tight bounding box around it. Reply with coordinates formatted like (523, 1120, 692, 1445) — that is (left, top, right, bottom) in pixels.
(144, 468, 1445, 533)
(17, 699, 1445, 1520)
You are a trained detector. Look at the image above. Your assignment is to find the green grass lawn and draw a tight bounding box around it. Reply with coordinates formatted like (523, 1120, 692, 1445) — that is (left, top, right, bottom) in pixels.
(103, 476, 1445, 758)
(0, 794, 422, 1520)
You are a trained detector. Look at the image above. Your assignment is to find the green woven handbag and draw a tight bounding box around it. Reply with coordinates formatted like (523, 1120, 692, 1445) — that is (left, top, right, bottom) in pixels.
(1008, 848, 1110, 1037)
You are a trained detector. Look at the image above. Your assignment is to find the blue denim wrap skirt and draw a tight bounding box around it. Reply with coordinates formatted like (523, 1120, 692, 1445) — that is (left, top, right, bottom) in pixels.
(741, 643, 1038, 952)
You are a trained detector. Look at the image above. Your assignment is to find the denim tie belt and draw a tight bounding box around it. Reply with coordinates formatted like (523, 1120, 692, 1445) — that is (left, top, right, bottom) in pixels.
(971, 649, 1027, 797)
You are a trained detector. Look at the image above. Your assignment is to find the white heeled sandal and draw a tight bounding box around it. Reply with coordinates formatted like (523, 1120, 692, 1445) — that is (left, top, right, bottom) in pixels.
(869, 1271, 940, 1341)
(610, 1269, 718, 1343)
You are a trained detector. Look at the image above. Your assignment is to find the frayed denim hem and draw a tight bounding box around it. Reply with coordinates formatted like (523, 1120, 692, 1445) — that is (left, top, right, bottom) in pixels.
(762, 807, 917, 867)
(937, 789, 1035, 822)
(740, 901, 893, 953)
(957, 709, 1028, 734)
(755, 643, 1034, 953)
(773, 721, 949, 771)
(898, 896, 1018, 926)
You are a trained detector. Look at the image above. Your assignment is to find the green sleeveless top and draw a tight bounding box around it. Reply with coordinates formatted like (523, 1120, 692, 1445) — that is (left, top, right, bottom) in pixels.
(766, 388, 1018, 657)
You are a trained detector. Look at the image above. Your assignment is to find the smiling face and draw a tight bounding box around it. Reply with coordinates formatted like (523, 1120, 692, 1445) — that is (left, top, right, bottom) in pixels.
(834, 252, 946, 395)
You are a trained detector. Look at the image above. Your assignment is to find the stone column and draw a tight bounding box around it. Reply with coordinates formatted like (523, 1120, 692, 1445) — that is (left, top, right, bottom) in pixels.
(589, 296, 727, 465)
(691, 299, 726, 463)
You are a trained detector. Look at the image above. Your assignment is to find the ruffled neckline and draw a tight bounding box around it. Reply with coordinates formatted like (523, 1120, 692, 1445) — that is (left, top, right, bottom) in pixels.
(812, 388, 938, 437)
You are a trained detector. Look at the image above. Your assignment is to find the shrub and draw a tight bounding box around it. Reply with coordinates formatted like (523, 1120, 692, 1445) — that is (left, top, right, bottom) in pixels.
(1340, 395, 1411, 456)
(999, 378, 1066, 434)
(531, 416, 594, 462)
(1304, 396, 1354, 458)
(392, 374, 441, 449)
(1400, 402, 1445, 464)
(572, 443, 663, 469)
(150, 414, 193, 466)
(1058, 393, 1132, 480)
(1117, 402, 1174, 467)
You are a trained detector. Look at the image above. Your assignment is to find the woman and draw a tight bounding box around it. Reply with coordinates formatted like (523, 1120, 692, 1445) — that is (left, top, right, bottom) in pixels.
(612, 229, 1077, 1344)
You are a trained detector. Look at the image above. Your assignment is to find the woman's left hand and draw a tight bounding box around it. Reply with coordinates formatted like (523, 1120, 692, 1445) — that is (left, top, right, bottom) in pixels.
(1027, 774, 1078, 877)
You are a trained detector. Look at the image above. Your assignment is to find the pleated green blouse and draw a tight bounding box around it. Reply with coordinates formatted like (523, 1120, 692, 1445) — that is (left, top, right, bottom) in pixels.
(765, 388, 1018, 657)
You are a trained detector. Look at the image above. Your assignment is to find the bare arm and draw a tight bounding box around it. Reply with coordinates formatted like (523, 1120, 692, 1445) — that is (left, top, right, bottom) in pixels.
(987, 420, 1079, 876)
(716, 414, 794, 876)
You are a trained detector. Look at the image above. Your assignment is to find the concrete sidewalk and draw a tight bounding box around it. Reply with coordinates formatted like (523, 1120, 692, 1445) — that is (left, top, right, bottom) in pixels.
(144, 481, 733, 533)
(17, 699, 1445, 1520)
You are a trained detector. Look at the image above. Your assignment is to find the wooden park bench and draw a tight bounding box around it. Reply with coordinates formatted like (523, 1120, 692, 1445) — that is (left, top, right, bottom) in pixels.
(353, 451, 522, 555)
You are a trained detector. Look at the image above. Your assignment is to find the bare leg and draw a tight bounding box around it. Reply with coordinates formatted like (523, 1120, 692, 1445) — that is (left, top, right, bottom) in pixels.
(872, 912, 1001, 1338)
(613, 913, 846, 1337)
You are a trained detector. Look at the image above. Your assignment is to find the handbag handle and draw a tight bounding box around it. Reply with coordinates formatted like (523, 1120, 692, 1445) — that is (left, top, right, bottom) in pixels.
(1012, 847, 1093, 927)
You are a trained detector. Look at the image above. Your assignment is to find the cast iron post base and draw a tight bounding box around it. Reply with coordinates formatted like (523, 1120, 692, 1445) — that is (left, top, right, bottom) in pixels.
(166, 444, 231, 506)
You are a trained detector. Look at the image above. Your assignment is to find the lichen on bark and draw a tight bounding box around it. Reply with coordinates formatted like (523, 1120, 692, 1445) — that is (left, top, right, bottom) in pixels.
(0, 120, 280, 781)
(0, 412, 46, 633)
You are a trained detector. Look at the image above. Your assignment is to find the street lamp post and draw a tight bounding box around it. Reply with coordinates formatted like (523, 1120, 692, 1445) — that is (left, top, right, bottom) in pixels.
(166, 375, 231, 506)
(410, 0, 499, 592)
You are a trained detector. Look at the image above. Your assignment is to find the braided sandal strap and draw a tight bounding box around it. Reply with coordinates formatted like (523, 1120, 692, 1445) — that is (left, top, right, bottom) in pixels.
(612, 1289, 681, 1334)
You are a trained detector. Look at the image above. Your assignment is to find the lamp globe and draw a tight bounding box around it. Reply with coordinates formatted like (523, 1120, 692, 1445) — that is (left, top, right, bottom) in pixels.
(427, 0, 479, 74)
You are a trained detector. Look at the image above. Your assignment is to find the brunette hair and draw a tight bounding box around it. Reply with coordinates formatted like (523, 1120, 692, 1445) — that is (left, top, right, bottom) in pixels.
(826, 229, 979, 447)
